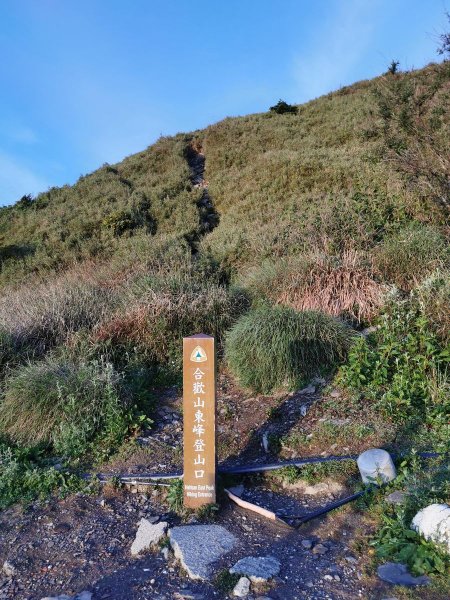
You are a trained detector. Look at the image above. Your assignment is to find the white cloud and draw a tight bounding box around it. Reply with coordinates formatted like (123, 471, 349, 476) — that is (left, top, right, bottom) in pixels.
(0, 151, 49, 206)
(293, 0, 380, 101)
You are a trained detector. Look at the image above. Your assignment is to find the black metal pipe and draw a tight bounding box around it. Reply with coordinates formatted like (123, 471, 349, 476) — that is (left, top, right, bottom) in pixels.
(97, 451, 442, 483)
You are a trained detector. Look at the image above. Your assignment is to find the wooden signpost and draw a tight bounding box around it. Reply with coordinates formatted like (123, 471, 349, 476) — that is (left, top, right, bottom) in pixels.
(183, 334, 216, 508)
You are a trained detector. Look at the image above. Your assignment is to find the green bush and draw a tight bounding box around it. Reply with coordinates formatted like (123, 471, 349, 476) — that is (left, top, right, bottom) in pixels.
(338, 297, 449, 445)
(225, 305, 353, 393)
(269, 99, 298, 114)
(0, 356, 133, 457)
(374, 224, 448, 290)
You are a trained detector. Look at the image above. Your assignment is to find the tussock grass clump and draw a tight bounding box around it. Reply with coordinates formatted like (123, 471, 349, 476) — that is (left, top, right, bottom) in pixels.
(0, 268, 116, 355)
(243, 250, 385, 323)
(374, 224, 448, 290)
(0, 356, 130, 457)
(225, 305, 353, 393)
(93, 281, 249, 367)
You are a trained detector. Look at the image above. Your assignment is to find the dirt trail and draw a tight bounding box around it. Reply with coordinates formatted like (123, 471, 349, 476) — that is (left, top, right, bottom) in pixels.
(0, 376, 406, 599)
(186, 144, 219, 249)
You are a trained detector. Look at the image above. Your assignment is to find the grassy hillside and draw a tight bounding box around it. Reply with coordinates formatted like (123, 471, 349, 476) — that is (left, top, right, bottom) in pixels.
(0, 61, 448, 582)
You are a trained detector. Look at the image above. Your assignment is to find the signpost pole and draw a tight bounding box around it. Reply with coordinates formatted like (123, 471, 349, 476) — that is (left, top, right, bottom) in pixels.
(182, 334, 216, 508)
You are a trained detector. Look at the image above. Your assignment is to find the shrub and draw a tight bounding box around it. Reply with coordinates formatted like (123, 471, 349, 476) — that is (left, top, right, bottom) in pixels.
(374, 224, 448, 290)
(387, 60, 400, 75)
(0, 268, 117, 355)
(338, 297, 449, 439)
(0, 356, 132, 457)
(93, 282, 249, 368)
(225, 305, 353, 393)
(0, 439, 89, 509)
(243, 250, 385, 323)
(269, 99, 298, 114)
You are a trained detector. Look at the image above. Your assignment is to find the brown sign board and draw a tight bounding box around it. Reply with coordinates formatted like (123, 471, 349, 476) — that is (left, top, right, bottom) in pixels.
(183, 334, 216, 508)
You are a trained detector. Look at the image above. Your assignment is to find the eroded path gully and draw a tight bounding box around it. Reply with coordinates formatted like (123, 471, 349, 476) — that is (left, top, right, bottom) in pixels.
(0, 376, 395, 600)
(186, 144, 219, 248)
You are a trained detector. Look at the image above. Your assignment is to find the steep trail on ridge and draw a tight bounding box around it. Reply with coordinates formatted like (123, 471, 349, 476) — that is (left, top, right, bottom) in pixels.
(186, 143, 220, 252)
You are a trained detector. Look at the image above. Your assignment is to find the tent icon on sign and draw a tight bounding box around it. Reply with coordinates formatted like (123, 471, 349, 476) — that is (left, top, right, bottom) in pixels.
(190, 346, 207, 362)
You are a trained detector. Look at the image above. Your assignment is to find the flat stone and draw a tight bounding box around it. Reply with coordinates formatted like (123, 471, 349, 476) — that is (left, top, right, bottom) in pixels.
(385, 491, 407, 505)
(169, 525, 237, 580)
(377, 562, 430, 586)
(131, 519, 168, 555)
(301, 539, 313, 549)
(230, 556, 281, 583)
(233, 576, 251, 597)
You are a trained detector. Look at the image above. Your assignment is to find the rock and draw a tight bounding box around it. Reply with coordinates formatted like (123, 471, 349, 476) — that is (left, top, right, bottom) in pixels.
(377, 562, 430, 586)
(303, 482, 342, 496)
(2, 561, 16, 577)
(233, 576, 251, 597)
(169, 525, 237, 580)
(345, 555, 358, 564)
(329, 389, 341, 398)
(312, 377, 326, 386)
(282, 480, 344, 496)
(161, 546, 169, 560)
(411, 503, 450, 552)
(230, 556, 281, 583)
(41, 595, 91, 600)
(131, 519, 168, 556)
(300, 404, 308, 417)
(262, 432, 269, 453)
(385, 491, 407, 505)
(228, 484, 244, 497)
(298, 384, 316, 395)
(312, 543, 328, 555)
(301, 539, 313, 549)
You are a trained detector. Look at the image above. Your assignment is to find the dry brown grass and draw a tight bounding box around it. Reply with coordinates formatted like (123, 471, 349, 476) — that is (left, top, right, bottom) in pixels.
(244, 250, 385, 323)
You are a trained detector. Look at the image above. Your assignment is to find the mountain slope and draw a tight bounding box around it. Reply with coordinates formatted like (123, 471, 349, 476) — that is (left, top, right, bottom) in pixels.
(1, 64, 448, 290)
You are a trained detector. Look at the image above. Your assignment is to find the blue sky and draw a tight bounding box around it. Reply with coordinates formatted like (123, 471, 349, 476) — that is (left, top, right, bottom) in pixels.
(0, 0, 448, 206)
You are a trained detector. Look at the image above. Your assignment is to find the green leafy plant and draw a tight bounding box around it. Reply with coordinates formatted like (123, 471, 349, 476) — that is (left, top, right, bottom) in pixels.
(214, 569, 241, 593)
(0, 439, 91, 509)
(167, 478, 184, 513)
(338, 298, 449, 434)
(373, 512, 448, 575)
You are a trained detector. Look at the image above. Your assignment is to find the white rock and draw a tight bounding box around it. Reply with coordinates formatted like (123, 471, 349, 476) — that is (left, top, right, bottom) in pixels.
(2, 561, 15, 577)
(411, 504, 450, 552)
(230, 556, 281, 583)
(233, 576, 251, 597)
(131, 519, 168, 556)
